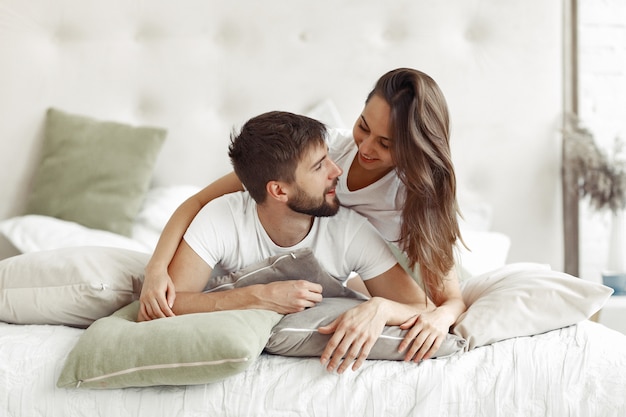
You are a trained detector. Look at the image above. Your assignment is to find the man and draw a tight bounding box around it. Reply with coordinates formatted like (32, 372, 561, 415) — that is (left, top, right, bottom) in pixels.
(165, 111, 435, 373)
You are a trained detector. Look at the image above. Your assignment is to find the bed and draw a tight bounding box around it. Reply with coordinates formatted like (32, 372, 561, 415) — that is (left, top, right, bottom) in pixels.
(1, 0, 626, 416)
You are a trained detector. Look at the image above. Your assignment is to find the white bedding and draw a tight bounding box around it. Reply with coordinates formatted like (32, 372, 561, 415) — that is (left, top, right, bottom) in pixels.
(1, 319, 625, 417)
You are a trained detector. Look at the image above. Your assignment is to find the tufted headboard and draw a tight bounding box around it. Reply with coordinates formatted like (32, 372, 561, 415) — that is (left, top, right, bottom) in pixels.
(0, 0, 564, 268)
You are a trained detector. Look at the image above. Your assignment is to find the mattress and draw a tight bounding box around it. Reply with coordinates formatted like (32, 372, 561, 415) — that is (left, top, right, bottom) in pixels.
(2, 319, 625, 417)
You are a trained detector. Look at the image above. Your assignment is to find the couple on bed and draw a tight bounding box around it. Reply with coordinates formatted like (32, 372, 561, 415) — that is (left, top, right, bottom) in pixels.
(138, 67, 467, 374)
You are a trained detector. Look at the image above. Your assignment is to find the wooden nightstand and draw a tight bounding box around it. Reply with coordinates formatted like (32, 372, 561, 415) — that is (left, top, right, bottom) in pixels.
(598, 295, 626, 335)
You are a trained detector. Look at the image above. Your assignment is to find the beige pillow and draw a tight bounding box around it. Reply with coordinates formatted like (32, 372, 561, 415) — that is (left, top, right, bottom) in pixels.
(57, 301, 282, 389)
(24, 108, 166, 236)
(0, 246, 149, 328)
(452, 263, 614, 349)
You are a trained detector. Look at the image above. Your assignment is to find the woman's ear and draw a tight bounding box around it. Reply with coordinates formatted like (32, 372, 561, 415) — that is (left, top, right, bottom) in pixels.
(266, 180, 289, 202)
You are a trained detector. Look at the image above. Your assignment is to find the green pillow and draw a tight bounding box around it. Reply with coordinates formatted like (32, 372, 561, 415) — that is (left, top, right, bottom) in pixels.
(24, 108, 166, 236)
(57, 301, 282, 389)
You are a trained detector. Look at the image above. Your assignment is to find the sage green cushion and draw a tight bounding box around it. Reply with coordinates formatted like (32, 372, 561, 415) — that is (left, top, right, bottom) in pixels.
(24, 108, 166, 236)
(57, 301, 282, 389)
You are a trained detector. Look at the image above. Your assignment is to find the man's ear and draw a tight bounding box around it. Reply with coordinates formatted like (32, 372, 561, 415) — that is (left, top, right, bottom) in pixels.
(266, 180, 289, 202)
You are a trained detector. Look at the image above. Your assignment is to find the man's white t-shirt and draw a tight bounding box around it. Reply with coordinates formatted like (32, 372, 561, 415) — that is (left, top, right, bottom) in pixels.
(183, 192, 397, 282)
(326, 128, 405, 242)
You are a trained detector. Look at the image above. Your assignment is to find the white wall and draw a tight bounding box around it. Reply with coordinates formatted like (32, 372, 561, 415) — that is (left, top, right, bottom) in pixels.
(0, 0, 564, 268)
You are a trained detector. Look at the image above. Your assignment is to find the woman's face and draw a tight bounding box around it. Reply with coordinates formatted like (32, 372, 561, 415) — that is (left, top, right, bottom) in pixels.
(352, 94, 395, 175)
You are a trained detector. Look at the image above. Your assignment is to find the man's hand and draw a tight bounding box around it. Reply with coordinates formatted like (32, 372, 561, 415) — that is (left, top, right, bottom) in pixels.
(260, 280, 323, 314)
(317, 297, 388, 374)
(138, 269, 177, 322)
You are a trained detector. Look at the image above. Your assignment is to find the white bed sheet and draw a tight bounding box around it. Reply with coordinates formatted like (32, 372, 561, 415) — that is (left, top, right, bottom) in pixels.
(2, 320, 625, 417)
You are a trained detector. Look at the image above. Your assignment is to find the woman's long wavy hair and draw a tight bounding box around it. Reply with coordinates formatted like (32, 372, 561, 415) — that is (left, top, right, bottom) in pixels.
(367, 68, 462, 301)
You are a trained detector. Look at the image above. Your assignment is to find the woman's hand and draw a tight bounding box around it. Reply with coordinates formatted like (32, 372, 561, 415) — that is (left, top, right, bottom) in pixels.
(397, 309, 451, 362)
(318, 298, 388, 374)
(137, 268, 177, 321)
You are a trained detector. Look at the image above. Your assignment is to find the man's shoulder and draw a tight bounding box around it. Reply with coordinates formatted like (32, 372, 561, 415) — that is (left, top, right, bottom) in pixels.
(197, 191, 255, 222)
(206, 191, 253, 209)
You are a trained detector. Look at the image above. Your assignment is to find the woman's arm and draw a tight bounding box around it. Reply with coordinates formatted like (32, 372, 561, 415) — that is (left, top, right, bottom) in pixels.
(430, 268, 466, 324)
(397, 267, 466, 362)
(138, 172, 244, 321)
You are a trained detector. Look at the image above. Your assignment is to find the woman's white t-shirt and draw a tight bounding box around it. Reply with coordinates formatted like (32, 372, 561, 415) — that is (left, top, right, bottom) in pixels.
(326, 128, 405, 242)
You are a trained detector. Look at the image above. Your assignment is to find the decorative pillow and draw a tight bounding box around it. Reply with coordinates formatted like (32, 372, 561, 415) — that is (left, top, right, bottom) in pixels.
(452, 263, 614, 349)
(57, 301, 282, 389)
(0, 246, 149, 328)
(204, 248, 368, 300)
(24, 108, 166, 237)
(266, 297, 467, 359)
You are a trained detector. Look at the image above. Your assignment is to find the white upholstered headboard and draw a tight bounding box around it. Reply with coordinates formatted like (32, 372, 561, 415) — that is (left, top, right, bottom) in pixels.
(0, 0, 564, 268)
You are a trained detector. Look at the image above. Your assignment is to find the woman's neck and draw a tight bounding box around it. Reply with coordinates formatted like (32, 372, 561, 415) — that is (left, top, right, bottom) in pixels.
(346, 154, 393, 191)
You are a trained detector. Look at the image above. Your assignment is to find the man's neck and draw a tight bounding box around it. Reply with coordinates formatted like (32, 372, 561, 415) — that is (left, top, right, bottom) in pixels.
(256, 204, 314, 247)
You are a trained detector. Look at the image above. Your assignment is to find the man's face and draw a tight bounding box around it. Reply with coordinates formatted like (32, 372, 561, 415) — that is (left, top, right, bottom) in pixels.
(287, 143, 342, 217)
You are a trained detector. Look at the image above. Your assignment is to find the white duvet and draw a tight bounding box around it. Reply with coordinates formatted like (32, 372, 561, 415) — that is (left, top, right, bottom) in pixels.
(2, 320, 625, 417)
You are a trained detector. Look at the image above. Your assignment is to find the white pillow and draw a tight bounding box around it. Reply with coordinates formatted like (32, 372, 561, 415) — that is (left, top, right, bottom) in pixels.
(0, 246, 149, 328)
(0, 215, 150, 254)
(452, 263, 614, 349)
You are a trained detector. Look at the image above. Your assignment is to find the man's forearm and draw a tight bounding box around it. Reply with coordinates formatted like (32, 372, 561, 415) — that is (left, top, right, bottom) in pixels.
(171, 280, 324, 316)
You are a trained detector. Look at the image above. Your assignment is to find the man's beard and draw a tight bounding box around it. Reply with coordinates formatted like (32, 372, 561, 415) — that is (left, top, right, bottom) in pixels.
(287, 184, 340, 217)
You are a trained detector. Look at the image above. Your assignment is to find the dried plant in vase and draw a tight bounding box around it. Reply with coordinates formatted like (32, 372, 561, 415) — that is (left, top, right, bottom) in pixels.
(563, 115, 626, 213)
(564, 114, 626, 293)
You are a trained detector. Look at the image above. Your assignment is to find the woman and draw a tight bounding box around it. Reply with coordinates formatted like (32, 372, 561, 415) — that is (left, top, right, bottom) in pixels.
(139, 68, 466, 362)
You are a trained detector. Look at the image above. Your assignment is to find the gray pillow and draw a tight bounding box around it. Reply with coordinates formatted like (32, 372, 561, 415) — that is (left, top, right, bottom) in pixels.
(204, 248, 367, 300)
(266, 297, 467, 359)
(24, 108, 166, 236)
(206, 248, 466, 360)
